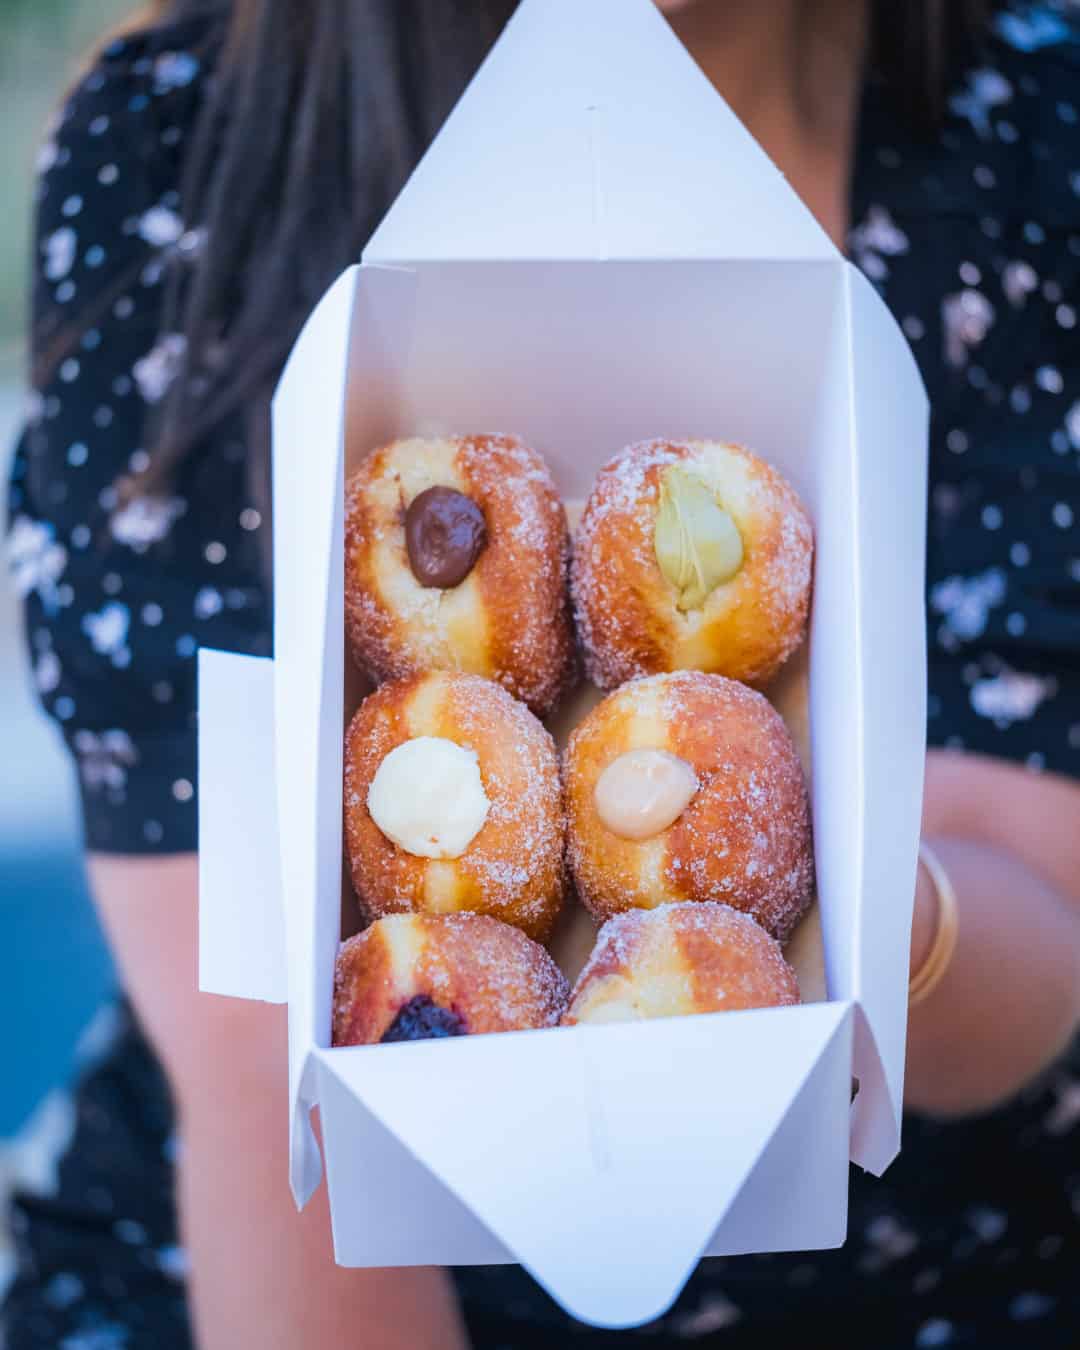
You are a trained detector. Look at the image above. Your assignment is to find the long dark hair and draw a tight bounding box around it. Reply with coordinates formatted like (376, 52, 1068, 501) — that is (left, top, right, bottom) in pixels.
(42, 0, 995, 500)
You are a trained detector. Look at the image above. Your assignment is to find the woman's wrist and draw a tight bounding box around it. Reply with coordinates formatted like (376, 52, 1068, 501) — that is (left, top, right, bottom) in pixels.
(909, 841, 942, 981)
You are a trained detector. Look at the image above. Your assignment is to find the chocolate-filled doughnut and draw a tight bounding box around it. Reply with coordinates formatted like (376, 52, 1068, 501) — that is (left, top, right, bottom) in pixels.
(346, 433, 575, 716)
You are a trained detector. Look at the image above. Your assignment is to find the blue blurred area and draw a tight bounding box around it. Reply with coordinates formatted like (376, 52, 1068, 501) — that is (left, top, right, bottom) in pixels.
(1, 1, 132, 1141)
(2, 383, 116, 1138)
(0, 847, 114, 1136)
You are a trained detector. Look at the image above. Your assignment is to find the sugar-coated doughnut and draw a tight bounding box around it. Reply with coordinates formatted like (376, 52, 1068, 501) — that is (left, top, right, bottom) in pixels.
(345, 434, 575, 716)
(344, 671, 565, 941)
(333, 914, 569, 1045)
(565, 671, 812, 941)
(563, 902, 800, 1025)
(572, 439, 813, 689)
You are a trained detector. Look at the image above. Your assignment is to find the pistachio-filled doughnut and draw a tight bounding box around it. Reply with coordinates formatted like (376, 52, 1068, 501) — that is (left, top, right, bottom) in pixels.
(563, 902, 800, 1026)
(565, 671, 812, 940)
(572, 439, 813, 688)
(333, 914, 569, 1046)
(345, 433, 575, 716)
(344, 671, 565, 941)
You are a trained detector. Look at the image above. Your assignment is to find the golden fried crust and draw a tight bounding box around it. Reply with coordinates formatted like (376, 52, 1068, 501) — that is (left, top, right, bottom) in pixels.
(571, 439, 813, 689)
(562, 902, 800, 1025)
(344, 671, 566, 941)
(333, 914, 570, 1045)
(565, 672, 812, 941)
(345, 434, 575, 716)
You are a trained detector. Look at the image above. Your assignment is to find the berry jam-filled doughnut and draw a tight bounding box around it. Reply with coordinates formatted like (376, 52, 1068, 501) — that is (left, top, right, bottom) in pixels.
(333, 914, 569, 1045)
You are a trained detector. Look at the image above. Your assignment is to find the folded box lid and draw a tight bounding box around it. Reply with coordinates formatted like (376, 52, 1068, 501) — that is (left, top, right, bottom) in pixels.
(316, 1002, 855, 1328)
(364, 0, 838, 266)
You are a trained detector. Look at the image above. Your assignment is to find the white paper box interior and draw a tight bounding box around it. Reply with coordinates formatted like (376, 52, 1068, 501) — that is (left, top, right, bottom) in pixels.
(197, 0, 928, 1328)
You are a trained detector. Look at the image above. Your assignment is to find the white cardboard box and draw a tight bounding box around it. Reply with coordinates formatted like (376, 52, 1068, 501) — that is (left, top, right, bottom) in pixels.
(197, 0, 928, 1328)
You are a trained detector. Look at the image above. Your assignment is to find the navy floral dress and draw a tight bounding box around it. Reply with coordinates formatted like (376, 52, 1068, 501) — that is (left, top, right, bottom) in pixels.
(4, 4, 1080, 1348)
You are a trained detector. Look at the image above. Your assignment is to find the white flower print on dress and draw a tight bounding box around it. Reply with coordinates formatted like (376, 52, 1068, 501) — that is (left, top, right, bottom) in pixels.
(153, 51, 199, 91)
(930, 567, 1006, 644)
(859, 1213, 919, 1273)
(194, 586, 223, 620)
(1043, 1074, 1080, 1136)
(995, 6, 1075, 52)
(1002, 260, 1039, 307)
(133, 333, 186, 403)
(35, 649, 61, 694)
(82, 601, 131, 666)
(942, 290, 995, 368)
(1065, 401, 1080, 451)
(8, 516, 68, 604)
(668, 1291, 742, 1337)
(110, 494, 184, 550)
(72, 729, 138, 791)
(54, 1319, 131, 1350)
(155, 1245, 189, 1281)
(138, 204, 183, 247)
(949, 68, 1013, 138)
(43, 227, 77, 281)
(849, 205, 909, 281)
(37, 138, 59, 174)
(969, 668, 1056, 726)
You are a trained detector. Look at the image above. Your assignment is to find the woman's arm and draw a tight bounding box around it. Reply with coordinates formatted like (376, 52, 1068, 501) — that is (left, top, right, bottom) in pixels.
(904, 749, 1080, 1117)
(88, 854, 470, 1350)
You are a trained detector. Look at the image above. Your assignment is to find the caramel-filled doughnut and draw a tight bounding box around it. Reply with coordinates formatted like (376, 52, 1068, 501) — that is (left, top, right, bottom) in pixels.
(345, 671, 565, 941)
(563, 902, 800, 1025)
(565, 671, 812, 940)
(346, 433, 575, 716)
(572, 439, 812, 689)
(333, 914, 569, 1045)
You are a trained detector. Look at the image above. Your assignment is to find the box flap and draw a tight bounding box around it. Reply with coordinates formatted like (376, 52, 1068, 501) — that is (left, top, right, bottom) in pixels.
(197, 649, 286, 1003)
(704, 998, 852, 1256)
(844, 268, 929, 1173)
(315, 1002, 851, 1328)
(317, 1065, 514, 1268)
(364, 0, 836, 266)
(271, 266, 359, 1204)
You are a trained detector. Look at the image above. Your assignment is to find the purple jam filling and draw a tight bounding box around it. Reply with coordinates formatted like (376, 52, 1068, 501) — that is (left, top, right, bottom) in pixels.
(380, 995, 467, 1043)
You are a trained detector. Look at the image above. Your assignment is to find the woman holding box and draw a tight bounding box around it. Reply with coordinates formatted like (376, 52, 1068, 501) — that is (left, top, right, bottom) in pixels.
(5, 0, 1079, 1346)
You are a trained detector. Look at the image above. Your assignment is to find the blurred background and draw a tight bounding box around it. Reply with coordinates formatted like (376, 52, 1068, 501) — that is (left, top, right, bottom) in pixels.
(0, 0, 132, 1287)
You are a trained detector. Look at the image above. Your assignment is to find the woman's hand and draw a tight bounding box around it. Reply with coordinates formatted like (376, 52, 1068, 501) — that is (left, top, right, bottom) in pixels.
(903, 750, 1080, 1117)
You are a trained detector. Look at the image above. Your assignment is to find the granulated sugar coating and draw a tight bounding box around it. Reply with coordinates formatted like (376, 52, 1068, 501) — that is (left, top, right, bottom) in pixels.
(571, 439, 812, 690)
(344, 670, 566, 943)
(565, 671, 813, 942)
(333, 913, 570, 1045)
(345, 434, 576, 717)
(563, 901, 800, 1025)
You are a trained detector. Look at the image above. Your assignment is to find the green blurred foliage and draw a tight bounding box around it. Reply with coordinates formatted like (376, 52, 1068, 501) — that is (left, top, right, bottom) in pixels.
(0, 0, 135, 379)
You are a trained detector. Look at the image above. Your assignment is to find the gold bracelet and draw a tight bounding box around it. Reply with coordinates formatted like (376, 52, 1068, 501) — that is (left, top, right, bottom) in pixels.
(909, 841, 960, 1007)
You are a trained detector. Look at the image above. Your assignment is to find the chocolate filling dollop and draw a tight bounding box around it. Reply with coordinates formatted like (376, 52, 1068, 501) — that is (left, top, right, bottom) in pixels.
(380, 995, 467, 1042)
(404, 486, 487, 588)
